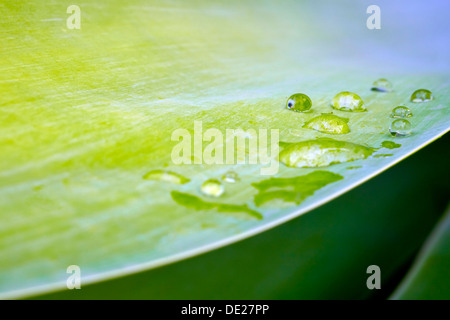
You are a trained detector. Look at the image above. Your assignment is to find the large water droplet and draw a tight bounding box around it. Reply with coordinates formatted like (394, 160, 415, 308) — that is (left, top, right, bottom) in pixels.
(391, 106, 413, 118)
(389, 119, 412, 137)
(279, 139, 374, 167)
(143, 170, 190, 184)
(286, 93, 312, 112)
(331, 92, 366, 112)
(201, 179, 224, 197)
(371, 78, 393, 92)
(302, 114, 350, 135)
(410, 89, 433, 103)
(222, 171, 239, 183)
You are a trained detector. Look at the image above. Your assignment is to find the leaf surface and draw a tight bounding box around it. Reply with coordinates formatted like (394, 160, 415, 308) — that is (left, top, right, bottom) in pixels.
(0, 0, 449, 298)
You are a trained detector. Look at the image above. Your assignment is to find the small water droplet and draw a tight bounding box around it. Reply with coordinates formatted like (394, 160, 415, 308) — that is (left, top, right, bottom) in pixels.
(390, 106, 413, 118)
(201, 179, 224, 197)
(389, 119, 412, 137)
(286, 93, 312, 112)
(371, 78, 393, 92)
(222, 171, 239, 183)
(303, 114, 350, 135)
(279, 139, 374, 167)
(331, 91, 366, 112)
(410, 89, 433, 103)
(143, 170, 190, 184)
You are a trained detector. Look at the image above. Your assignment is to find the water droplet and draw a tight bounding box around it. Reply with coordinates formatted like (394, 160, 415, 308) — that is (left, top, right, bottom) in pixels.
(389, 119, 412, 137)
(371, 78, 393, 92)
(286, 93, 312, 112)
(279, 139, 374, 167)
(222, 171, 239, 183)
(390, 106, 413, 118)
(331, 91, 366, 112)
(252, 171, 343, 207)
(302, 114, 350, 134)
(171, 191, 262, 219)
(200, 179, 224, 197)
(410, 89, 433, 103)
(381, 141, 401, 149)
(143, 170, 190, 184)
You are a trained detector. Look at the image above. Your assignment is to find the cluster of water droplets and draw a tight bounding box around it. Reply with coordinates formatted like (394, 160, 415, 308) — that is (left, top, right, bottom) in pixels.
(282, 79, 436, 167)
(145, 79, 436, 217)
(198, 171, 240, 197)
(366, 79, 435, 137)
(385, 86, 434, 137)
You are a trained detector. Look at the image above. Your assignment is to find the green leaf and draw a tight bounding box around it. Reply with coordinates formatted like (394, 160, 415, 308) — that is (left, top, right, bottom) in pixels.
(30, 137, 450, 299)
(391, 205, 450, 300)
(0, 0, 449, 298)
